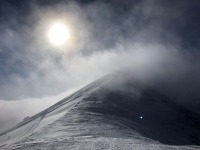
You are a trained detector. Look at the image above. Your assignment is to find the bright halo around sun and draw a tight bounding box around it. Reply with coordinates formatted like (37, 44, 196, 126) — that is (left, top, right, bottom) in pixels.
(47, 23, 70, 46)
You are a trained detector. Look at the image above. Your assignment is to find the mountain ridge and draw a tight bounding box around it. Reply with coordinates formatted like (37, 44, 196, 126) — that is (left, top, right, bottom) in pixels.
(1, 72, 200, 149)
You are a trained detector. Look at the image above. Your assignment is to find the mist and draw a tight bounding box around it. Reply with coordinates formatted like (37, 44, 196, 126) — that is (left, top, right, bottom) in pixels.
(0, 0, 200, 132)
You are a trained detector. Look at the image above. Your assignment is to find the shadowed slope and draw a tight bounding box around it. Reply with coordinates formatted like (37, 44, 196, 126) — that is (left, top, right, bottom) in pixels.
(1, 72, 200, 149)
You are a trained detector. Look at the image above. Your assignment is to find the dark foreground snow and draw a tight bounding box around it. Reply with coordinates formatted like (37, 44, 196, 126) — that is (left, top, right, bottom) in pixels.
(0, 73, 200, 150)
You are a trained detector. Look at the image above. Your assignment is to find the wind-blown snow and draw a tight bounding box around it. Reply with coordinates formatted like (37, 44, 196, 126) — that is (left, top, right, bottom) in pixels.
(0, 73, 200, 150)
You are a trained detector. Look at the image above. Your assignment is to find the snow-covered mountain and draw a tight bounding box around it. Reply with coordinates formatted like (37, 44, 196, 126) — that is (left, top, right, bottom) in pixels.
(0, 73, 200, 150)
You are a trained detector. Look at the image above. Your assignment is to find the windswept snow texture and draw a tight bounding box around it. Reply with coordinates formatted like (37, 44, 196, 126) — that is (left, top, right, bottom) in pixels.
(1, 73, 200, 150)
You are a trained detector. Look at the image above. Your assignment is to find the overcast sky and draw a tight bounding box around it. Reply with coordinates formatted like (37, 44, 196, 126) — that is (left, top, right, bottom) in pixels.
(0, 0, 199, 100)
(0, 0, 200, 132)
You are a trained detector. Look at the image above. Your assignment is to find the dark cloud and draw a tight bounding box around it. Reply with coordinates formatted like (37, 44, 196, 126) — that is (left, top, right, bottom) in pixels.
(0, 0, 200, 136)
(0, 0, 199, 115)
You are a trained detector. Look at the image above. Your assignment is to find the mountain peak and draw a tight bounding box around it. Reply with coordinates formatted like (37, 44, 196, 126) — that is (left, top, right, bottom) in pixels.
(1, 72, 200, 149)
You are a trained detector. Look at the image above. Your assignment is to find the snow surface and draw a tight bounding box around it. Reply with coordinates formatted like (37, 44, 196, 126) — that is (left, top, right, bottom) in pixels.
(0, 88, 78, 133)
(0, 74, 200, 150)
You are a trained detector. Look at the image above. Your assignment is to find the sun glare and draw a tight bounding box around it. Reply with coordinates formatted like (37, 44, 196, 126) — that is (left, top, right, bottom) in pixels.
(47, 23, 70, 46)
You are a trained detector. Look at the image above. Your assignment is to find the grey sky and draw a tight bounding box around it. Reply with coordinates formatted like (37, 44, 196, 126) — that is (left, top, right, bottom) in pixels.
(0, 0, 200, 132)
(0, 0, 199, 100)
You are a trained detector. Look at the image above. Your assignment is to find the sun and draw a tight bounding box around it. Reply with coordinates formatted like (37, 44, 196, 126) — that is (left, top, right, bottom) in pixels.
(47, 23, 70, 46)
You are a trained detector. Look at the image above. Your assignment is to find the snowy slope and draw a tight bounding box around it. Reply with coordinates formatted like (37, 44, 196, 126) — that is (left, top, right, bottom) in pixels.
(0, 75, 108, 148)
(0, 88, 78, 133)
(0, 73, 200, 150)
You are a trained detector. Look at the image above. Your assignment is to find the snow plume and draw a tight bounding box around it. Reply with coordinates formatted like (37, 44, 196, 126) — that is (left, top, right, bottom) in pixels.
(0, 0, 200, 132)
